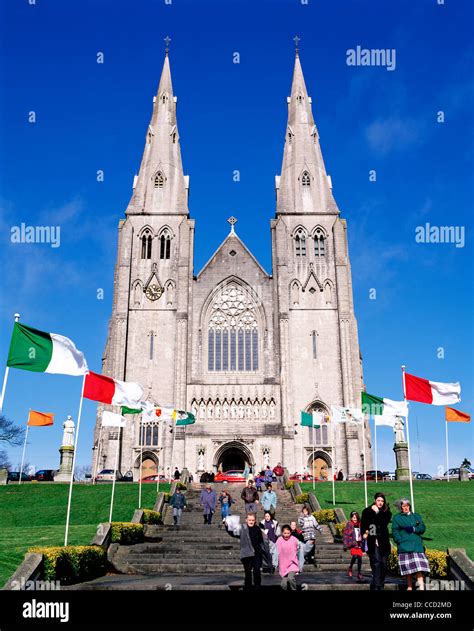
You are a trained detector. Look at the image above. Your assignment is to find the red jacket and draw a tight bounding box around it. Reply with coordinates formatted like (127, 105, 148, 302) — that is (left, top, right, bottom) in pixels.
(273, 466, 284, 476)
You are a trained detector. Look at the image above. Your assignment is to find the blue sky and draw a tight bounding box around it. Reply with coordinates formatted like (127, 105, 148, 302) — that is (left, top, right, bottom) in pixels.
(0, 0, 472, 475)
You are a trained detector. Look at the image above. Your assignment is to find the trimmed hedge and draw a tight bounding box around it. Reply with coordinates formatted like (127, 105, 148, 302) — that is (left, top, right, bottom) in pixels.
(28, 545, 106, 585)
(163, 492, 170, 503)
(285, 481, 295, 490)
(387, 547, 448, 579)
(142, 509, 162, 525)
(313, 509, 336, 524)
(295, 493, 309, 504)
(110, 522, 144, 544)
(334, 523, 345, 539)
(176, 482, 187, 490)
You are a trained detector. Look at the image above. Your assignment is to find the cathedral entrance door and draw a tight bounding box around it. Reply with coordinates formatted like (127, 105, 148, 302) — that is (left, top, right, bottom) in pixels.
(214, 442, 253, 473)
(141, 458, 158, 477)
(312, 457, 329, 481)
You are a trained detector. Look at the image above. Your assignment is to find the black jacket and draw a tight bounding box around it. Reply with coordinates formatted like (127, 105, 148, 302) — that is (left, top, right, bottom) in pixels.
(361, 505, 392, 556)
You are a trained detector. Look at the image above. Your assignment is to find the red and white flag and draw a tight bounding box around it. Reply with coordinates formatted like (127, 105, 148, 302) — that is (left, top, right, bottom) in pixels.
(83, 371, 143, 408)
(404, 372, 461, 405)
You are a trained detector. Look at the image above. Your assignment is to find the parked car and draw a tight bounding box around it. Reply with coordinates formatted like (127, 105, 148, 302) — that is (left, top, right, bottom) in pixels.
(365, 470, 389, 481)
(7, 471, 31, 483)
(118, 471, 134, 483)
(214, 470, 246, 483)
(34, 469, 56, 482)
(95, 469, 123, 482)
(414, 473, 433, 480)
(437, 467, 474, 480)
(289, 473, 314, 481)
(140, 474, 167, 483)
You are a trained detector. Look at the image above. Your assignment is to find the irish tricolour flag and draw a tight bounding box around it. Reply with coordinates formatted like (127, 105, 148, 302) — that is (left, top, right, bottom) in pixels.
(361, 392, 408, 427)
(84, 371, 143, 408)
(7, 322, 88, 375)
(404, 372, 461, 406)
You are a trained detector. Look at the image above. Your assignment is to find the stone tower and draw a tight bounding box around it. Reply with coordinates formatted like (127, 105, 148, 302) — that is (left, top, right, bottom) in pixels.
(91, 51, 371, 481)
(272, 52, 371, 477)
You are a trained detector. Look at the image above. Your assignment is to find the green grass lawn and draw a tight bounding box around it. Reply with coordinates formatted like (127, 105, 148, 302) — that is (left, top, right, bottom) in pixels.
(0, 482, 170, 587)
(300, 480, 474, 560)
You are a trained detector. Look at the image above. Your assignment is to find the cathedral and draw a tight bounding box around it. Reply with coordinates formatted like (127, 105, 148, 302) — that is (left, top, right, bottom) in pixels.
(91, 49, 372, 481)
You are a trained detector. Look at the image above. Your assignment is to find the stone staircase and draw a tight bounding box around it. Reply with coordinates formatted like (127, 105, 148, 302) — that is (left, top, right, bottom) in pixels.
(104, 483, 400, 589)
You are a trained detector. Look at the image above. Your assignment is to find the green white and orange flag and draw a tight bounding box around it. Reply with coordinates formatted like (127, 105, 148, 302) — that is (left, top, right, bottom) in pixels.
(7, 322, 88, 376)
(445, 407, 470, 423)
(28, 410, 54, 426)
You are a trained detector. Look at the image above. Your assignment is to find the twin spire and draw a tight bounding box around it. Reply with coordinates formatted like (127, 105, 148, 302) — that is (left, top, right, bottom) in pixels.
(127, 45, 338, 217)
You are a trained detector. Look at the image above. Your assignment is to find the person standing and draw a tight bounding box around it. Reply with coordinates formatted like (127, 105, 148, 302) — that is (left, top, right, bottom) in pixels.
(260, 511, 281, 572)
(276, 525, 300, 590)
(218, 489, 234, 523)
(392, 498, 430, 590)
(200, 483, 217, 525)
(343, 511, 365, 580)
(273, 462, 285, 489)
(243, 463, 250, 481)
(241, 479, 259, 513)
(289, 520, 306, 571)
(173, 467, 181, 480)
(298, 505, 323, 562)
(225, 513, 268, 591)
(261, 483, 278, 515)
(337, 469, 344, 481)
(361, 492, 392, 591)
(169, 486, 187, 526)
(263, 466, 273, 486)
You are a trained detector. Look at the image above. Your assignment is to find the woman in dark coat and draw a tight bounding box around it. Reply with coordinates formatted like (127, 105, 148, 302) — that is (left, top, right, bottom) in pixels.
(361, 492, 392, 590)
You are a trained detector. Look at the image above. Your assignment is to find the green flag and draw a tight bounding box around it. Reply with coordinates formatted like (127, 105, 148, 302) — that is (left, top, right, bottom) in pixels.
(175, 411, 196, 426)
(300, 411, 321, 428)
(121, 406, 142, 415)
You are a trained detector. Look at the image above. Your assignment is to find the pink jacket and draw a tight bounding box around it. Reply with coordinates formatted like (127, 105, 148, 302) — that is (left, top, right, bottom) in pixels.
(276, 536, 300, 577)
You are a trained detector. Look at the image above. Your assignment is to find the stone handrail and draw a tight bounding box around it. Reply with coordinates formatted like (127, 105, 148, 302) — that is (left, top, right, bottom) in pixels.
(3, 553, 43, 590)
(447, 548, 474, 589)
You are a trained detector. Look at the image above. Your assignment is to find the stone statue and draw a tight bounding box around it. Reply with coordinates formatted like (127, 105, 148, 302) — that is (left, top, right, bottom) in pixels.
(197, 447, 205, 471)
(394, 417, 406, 444)
(62, 416, 75, 447)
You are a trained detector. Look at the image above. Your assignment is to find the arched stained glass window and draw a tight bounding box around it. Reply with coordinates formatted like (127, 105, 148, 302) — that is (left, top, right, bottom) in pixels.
(207, 284, 259, 372)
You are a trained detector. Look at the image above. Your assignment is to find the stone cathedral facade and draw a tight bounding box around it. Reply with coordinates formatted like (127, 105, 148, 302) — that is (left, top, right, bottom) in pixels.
(91, 51, 372, 481)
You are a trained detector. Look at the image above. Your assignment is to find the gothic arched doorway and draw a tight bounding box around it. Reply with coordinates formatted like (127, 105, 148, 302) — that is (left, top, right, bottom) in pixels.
(134, 452, 158, 480)
(309, 451, 331, 481)
(213, 441, 254, 472)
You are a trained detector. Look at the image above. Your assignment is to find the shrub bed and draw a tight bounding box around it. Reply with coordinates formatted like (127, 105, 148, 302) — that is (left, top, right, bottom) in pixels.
(142, 509, 162, 525)
(313, 509, 336, 524)
(110, 522, 144, 544)
(295, 493, 309, 504)
(28, 545, 106, 585)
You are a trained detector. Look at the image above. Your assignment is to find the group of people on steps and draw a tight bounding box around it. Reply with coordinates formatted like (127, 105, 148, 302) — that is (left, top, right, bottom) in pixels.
(169, 466, 430, 591)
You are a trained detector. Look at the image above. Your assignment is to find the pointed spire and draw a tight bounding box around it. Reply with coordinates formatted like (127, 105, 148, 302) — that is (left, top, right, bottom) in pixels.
(126, 50, 189, 216)
(276, 51, 338, 215)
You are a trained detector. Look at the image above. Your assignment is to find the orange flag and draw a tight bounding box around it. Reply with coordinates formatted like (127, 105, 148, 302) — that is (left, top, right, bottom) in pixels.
(28, 410, 54, 426)
(445, 407, 470, 423)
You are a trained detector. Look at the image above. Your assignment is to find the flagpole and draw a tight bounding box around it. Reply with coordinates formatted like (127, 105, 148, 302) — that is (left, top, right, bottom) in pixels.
(0, 313, 20, 414)
(331, 418, 336, 506)
(138, 415, 143, 508)
(401, 365, 415, 511)
(19, 420, 29, 485)
(92, 425, 103, 486)
(362, 415, 368, 508)
(169, 422, 177, 485)
(64, 373, 86, 546)
(374, 420, 378, 484)
(157, 419, 163, 494)
(445, 419, 449, 483)
(312, 421, 315, 491)
(109, 429, 121, 522)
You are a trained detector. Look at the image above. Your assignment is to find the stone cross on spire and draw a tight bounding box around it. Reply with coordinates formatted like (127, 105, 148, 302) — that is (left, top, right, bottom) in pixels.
(293, 35, 300, 55)
(164, 35, 171, 54)
(227, 216, 238, 234)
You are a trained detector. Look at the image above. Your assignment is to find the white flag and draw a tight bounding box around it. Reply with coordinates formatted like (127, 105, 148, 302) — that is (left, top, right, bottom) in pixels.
(374, 415, 398, 428)
(331, 406, 362, 423)
(102, 411, 126, 427)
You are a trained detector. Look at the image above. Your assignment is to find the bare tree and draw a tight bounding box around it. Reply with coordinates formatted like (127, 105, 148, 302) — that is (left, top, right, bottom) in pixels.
(0, 413, 24, 446)
(0, 449, 11, 470)
(16, 461, 31, 474)
(75, 464, 92, 481)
